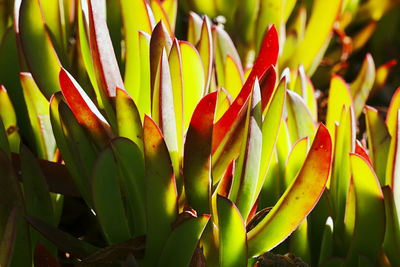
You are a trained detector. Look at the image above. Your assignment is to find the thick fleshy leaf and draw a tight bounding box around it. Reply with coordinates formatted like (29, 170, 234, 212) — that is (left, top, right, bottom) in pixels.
(168, 40, 184, 155)
(382, 186, 400, 266)
(87, 0, 124, 98)
(34, 242, 60, 267)
(49, 93, 92, 205)
(59, 68, 112, 147)
(120, 0, 153, 102)
(318, 219, 334, 264)
(390, 111, 400, 221)
(20, 144, 56, 254)
(0, 29, 33, 149)
(92, 145, 131, 244)
(106, 0, 123, 72)
(161, 0, 177, 29)
(197, 16, 213, 93)
(256, 78, 286, 203)
(365, 106, 390, 185)
(137, 31, 152, 119)
(289, 220, 311, 264)
(217, 195, 247, 267)
(215, 87, 233, 122)
(286, 90, 316, 144)
(292, 65, 318, 121)
(224, 55, 244, 100)
(326, 75, 353, 138)
(233, 0, 258, 44)
(230, 80, 262, 221)
(143, 115, 178, 265)
(345, 154, 385, 266)
(18, 0, 62, 99)
(349, 54, 375, 118)
(330, 106, 355, 229)
(284, 137, 308, 190)
(110, 137, 146, 236)
(180, 41, 205, 131)
(0, 86, 19, 153)
(285, 0, 342, 74)
(116, 88, 143, 153)
(373, 59, 397, 93)
(152, 48, 180, 184)
(151, 0, 173, 37)
(150, 21, 172, 96)
(158, 215, 210, 267)
(354, 140, 372, 166)
(26, 215, 98, 260)
(213, 25, 243, 89)
(0, 118, 10, 158)
(255, 0, 284, 50)
(20, 73, 55, 160)
(187, 12, 202, 45)
(184, 91, 217, 215)
(387, 87, 400, 138)
(212, 25, 278, 157)
(247, 124, 332, 257)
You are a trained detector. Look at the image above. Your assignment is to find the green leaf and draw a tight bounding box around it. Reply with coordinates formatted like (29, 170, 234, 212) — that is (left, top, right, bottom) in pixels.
(286, 90, 316, 144)
(137, 31, 152, 119)
(26, 215, 98, 260)
(386, 86, 400, 138)
(33, 242, 60, 267)
(345, 154, 385, 266)
(143, 115, 178, 265)
(158, 215, 210, 267)
(106, 0, 123, 72)
(20, 144, 56, 255)
(349, 54, 375, 118)
(59, 68, 112, 148)
(283, 137, 308, 191)
(387, 109, 400, 190)
(289, 220, 311, 264)
(110, 137, 146, 236)
(92, 144, 131, 244)
(0, 206, 18, 267)
(0, 117, 10, 158)
(247, 124, 332, 257)
(0, 28, 33, 149)
(217, 195, 247, 267)
(326, 75, 353, 140)
(116, 88, 143, 154)
(184, 91, 217, 215)
(0, 86, 20, 153)
(233, 0, 257, 44)
(230, 79, 262, 222)
(224, 55, 244, 100)
(285, 0, 342, 74)
(17, 0, 62, 99)
(382, 186, 400, 266)
(49, 92, 92, 206)
(120, 0, 153, 103)
(197, 16, 213, 93)
(318, 219, 334, 265)
(20, 72, 55, 160)
(180, 41, 205, 131)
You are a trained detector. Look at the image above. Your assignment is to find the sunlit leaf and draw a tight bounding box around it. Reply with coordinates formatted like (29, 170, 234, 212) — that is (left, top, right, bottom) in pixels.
(59, 68, 112, 148)
(230, 80, 262, 221)
(326, 75, 353, 138)
(289, 220, 311, 264)
(187, 12, 202, 46)
(92, 144, 131, 244)
(285, 0, 342, 74)
(116, 88, 143, 153)
(284, 137, 308, 190)
(158, 215, 210, 266)
(18, 0, 62, 99)
(0, 86, 19, 153)
(345, 154, 385, 266)
(120, 0, 153, 103)
(184, 91, 217, 215)
(294, 65, 318, 121)
(247, 124, 332, 257)
(318, 219, 334, 265)
(224, 55, 244, 100)
(354, 140, 372, 166)
(197, 16, 213, 93)
(233, 0, 258, 44)
(137, 31, 152, 119)
(349, 53, 375, 118)
(386, 86, 400, 138)
(151, 0, 173, 37)
(110, 138, 146, 236)
(20, 73, 55, 160)
(382, 186, 400, 266)
(217, 195, 247, 267)
(143, 115, 178, 265)
(365, 106, 390, 185)
(160, 0, 178, 30)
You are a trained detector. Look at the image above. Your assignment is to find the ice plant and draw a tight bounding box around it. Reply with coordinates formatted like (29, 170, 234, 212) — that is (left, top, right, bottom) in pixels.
(0, 0, 398, 266)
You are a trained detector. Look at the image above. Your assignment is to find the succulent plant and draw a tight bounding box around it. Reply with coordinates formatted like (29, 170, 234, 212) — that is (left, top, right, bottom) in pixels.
(0, 0, 399, 267)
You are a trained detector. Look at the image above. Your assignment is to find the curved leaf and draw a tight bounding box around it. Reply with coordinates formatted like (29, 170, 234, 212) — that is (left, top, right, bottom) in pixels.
(143, 115, 178, 265)
(247, 124, 332, 257)
(217, 195, 247, 267)
(386, 86, 400, 138)
(158, 215, 210, 267)
(197, 16, 213, 93)
(184, 91, 217, 215)
(151, 0, 173, 37)
(0, 86, 19, 153)
(18, 0, 62, 99)
(224, 55, 244, 100)
(383, 186, 400, 266)
(92, 145, 131, 244)
(284, 137, 308, 190)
